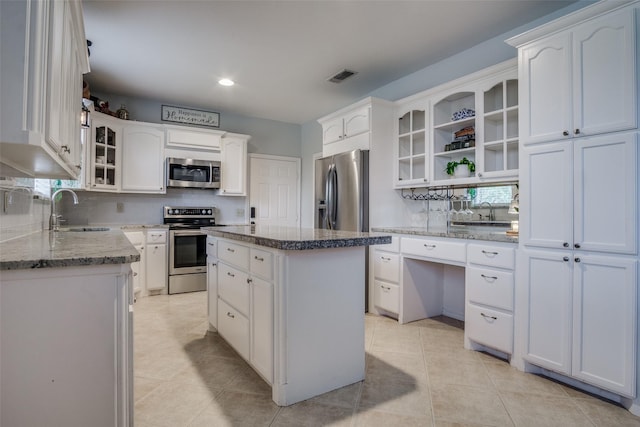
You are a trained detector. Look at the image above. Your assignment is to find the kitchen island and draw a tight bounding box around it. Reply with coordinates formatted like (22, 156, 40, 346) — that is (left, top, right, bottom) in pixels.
(0, 229, 138, 427)
(201, 225, 391, 406)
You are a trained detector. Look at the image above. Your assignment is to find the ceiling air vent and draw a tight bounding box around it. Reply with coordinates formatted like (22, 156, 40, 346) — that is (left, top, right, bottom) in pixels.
(327, 69, 358, 83)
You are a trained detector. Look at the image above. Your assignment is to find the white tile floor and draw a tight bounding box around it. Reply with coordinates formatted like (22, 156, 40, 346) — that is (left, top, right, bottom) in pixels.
(133, 292, 640, 426)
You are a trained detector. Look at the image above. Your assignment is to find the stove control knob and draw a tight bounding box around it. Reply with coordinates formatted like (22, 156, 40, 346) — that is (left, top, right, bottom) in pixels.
(207, 209, 212, 215)
(201, 209, 206, 214)
(168, 209, 174, 215)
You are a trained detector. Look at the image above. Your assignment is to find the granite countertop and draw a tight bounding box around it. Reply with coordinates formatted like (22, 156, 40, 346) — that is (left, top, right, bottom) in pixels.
(371, 226, 518, 244)
(202, 225, 392, 250)
(0, 230, 140, 271)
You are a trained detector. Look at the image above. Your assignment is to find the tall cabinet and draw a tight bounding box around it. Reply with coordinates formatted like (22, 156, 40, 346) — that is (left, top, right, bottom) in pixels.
(508, 0, 639, 407)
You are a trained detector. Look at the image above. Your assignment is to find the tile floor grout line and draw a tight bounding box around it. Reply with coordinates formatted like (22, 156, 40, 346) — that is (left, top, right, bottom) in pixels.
(419, 327, 438, 427)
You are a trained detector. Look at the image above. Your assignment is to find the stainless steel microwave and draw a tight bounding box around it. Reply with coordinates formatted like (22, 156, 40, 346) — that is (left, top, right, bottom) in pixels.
(166, 158, 221, 189)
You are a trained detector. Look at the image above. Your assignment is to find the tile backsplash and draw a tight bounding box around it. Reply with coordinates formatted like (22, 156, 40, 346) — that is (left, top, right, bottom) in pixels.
(0, 189, 49, 243)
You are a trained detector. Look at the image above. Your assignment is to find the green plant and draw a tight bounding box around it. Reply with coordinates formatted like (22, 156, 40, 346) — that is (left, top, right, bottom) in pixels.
(445, 157, 476, 175)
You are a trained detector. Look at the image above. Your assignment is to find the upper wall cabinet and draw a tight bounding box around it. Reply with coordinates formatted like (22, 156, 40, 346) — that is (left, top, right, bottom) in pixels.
(318, 99, 374, 157)
(220, 134, 250, 196)
(121, 123, 165, 193)
(509, 4, 637, 145)
(393, 60, 518, 189)
(165, 124, 224, 152)
(0, 0, 89, 178)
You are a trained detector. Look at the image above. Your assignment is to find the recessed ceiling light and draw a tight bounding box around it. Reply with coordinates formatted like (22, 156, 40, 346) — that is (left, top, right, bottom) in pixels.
(218, 78, 235, 87)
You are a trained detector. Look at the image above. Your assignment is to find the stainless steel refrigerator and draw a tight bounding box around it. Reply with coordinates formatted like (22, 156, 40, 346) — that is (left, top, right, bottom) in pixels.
(315, 149, 369, 232)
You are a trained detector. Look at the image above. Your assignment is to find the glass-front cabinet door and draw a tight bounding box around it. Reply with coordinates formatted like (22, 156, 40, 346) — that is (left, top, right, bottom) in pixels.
(480, 78, 519, 179)
(90, 113, 120, 191)
(395, 103, 428, 187)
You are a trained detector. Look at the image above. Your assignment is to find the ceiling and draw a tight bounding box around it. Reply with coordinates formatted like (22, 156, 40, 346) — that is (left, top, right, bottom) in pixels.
(82, 0, 579, 125)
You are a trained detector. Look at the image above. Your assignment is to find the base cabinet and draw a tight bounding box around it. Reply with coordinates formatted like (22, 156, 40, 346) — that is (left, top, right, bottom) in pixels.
(521, 249, 637, 397)
(0, 264, 133, 426)
(145, 229, 167, 292)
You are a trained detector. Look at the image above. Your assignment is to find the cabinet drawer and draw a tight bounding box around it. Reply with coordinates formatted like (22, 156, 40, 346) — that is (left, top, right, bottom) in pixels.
(373, 251, 400, 283)
(146, 230, 167, 244)
(373, 280, 399, 314)
(467, 244, 515, 270)
(206, 236, 217, 257)
(466, 267, 514, 311)
(218, 240, 249, 270)
(218, 263, 249, 315)
(402, 237, 466, 263)
(250, 248, 273, 280)
(218, 299, 249, 360)
(375, 235, 400, 253)
(466, 303, 513, 354)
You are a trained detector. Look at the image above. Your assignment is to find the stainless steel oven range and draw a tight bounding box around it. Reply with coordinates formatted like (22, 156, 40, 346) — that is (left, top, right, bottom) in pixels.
(164, 206, 216, 294)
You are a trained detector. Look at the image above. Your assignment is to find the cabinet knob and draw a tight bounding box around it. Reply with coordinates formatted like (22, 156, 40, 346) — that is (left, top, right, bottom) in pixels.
(563, 242, 569, 248)
(563, 256, 570, 262)
(247, 278, 253, 284)
(574, 243, 581, 249)
(61, 145, 71, 154)
(563, 131, 569, 136)
(478, 173, 483, 178)
(574, 129, 580, 135)
(574, 257, 581, 263)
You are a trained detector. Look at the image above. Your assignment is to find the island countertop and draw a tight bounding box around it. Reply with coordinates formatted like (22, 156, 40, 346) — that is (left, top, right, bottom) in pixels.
(0, 230, 140, 271)
(201, 225, 391, 250)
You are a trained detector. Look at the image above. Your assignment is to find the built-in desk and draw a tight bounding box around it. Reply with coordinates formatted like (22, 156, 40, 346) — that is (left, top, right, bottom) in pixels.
(369, 228, 517, 358)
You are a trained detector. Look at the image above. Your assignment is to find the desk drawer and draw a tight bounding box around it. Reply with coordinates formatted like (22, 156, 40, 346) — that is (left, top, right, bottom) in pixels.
(402, 237, 466, 263)
(467, 244, 515, 270)
(147, 230, 167, 244)
(218, 263, 249, 315)
(250, 248, 273, 280)
(373, 251, 400, 283)
(466, 303, 513, 354)
(466, 267, 514, 311)
(218, 240, 250, 270)
(373, 280, 399, 314)
(375, 235, 400, 253)
(218, 298, 249, 360)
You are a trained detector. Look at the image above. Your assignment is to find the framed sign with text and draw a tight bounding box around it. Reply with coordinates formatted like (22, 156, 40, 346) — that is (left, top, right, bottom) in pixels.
(161, 105, 220, 128)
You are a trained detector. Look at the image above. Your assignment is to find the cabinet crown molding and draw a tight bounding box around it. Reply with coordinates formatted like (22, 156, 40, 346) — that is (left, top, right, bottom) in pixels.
(506, 0, 638, 47)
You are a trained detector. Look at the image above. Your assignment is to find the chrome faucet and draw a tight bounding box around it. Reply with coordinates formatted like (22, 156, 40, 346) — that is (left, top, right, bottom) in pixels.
(49, 189, 79, 231)
(478, 201, 495, 221)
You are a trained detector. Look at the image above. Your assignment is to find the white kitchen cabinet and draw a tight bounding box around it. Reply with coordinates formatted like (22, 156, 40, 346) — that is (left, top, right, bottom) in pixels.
(395, 102, 429, 187)
(521, 132, 637, 255)
(1, 264, 133, 426)
(90, 112, 121, 192)
(215, 239, 274, 382)
(320, 105, 370, 146)
(521, 248, 637, 397)
(207, 237, 218, 331)
(251, 275, 274, 382)
(220, 134, 249, 196)
(164, 124, 224, 151)
(124, 231, 145, 296)
(465, 242, 516, 355)
(0, 0, 89, 179)
(121, 124, 165, 193)
(513, 6, 636, 145)
(145, 229, 167, 292)
(371, 236, 401, 315)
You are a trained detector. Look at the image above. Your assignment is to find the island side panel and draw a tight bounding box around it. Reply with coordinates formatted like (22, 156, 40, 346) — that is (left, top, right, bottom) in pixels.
(273, 246, 366, 406)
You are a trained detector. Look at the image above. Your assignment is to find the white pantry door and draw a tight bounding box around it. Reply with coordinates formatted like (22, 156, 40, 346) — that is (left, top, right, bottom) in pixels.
(249, 154, 300, 227)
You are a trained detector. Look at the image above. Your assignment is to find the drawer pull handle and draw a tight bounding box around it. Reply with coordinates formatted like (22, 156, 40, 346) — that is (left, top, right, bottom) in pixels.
(380, 256, 391, 261)
(227, 272, 235, 278)
(226, 312, 235, 319)
(254, 256, 264, 262)
(381, 285, 391, 291)
(480, 313, 497, 320)
(423, 244, 436, 249)
(208, 243, 215, 246)
(481, 250, 498, 256)
(227, 248, 235, 253)
(480, 274, 498, 281)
